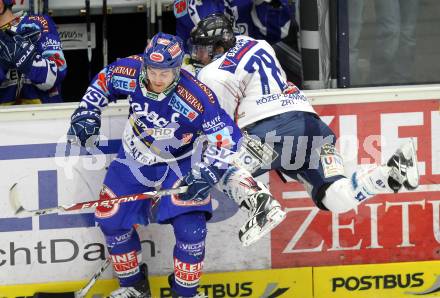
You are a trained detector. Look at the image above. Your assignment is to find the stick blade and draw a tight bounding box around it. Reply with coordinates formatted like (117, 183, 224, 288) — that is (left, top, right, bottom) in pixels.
(9, 182, 25, 216)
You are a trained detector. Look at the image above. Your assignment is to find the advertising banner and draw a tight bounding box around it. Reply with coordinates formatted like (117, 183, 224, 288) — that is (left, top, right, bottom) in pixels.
(0, 267, 313, 297)
(271, 100, 440, 268)
(314, 260, 440, 298)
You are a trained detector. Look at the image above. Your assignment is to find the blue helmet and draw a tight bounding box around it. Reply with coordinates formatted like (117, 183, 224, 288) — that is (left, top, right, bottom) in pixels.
(143, 32, 184, 69)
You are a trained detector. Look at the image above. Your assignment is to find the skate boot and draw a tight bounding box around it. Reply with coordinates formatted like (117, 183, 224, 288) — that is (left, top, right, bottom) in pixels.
(387, 139, 419, 193)
(168, 273, 207, 298)
(238, 192, 286, 247)
(107, 263, 151, 298)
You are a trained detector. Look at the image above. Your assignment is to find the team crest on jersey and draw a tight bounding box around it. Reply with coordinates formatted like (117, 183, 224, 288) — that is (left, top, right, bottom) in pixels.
(150, 52, 164, 62)
(173, 0, 188, 17)
(219, 57, 237, 71)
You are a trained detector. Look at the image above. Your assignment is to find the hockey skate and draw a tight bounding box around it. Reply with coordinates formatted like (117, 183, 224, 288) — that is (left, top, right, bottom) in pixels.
(107, 263, 151, 298)
(168, 273, 208, 298)
(238, 192, 286, 247)
(387, 139, 419, 193)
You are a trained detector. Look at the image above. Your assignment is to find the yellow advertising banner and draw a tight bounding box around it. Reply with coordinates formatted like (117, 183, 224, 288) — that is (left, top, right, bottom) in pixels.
(314, 260, 440, 298)
(0, 267, 313, 298)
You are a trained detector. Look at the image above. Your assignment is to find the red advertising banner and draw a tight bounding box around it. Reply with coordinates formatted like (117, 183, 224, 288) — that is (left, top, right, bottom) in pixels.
(270, 100, 440, 268)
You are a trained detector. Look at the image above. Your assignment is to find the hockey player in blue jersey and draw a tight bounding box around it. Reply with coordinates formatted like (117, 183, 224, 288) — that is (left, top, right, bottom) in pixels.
(67, 32, 285, 298)
(190, 14, 420, 219)
(173, 0, 293, 49)
(0, 0, 67, 104)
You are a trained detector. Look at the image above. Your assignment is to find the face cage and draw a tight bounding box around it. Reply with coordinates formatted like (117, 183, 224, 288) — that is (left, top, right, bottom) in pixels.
(189, 44, 214, 64)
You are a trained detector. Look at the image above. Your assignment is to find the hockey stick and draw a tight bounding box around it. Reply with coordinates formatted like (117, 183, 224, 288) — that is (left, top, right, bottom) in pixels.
(32, 257, 111, 298)
(9, 183, 188, 217)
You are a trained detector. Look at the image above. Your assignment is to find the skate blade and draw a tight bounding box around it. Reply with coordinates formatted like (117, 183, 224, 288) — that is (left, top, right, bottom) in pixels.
(241, 207, 287, 247)
(403, 139, 419, 190)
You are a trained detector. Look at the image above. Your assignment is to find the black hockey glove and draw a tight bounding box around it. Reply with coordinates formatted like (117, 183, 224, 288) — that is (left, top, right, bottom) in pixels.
(179, 163, 221, 202)
(0, 29, 37, 75)
(67, 106, 102, 147)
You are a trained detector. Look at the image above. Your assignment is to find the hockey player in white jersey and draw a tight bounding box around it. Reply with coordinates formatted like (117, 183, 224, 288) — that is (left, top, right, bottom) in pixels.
(188, 14, 420, 215)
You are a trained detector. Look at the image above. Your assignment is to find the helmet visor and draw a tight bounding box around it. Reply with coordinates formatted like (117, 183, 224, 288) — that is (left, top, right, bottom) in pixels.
(189, 44, 214, 66)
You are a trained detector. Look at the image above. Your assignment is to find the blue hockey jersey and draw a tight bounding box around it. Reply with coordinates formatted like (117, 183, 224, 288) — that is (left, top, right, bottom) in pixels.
(174, 0, 293, 48)
(79, 54, 242, 166)
(0, 12, 67, 104)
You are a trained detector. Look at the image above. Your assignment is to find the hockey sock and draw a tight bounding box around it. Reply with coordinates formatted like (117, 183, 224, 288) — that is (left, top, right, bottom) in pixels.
(171, 212, 207, 297)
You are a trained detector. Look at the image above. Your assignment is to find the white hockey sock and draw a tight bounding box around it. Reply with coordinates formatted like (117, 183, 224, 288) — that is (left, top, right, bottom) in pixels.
(322, 165, 392, 213)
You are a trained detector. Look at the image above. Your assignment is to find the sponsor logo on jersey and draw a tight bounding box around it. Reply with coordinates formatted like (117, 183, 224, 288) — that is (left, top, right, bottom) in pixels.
(111, 251, 140, 276)
(83, 87, 106, 107)
(320, 143, 344, 178)
(145, 127, 175, 140)
(173, 0, 188, 17)
(112, 76, 136, 92)
(131, 116, 175, 140)
(113, 66, 137, 77)
(186, 74, 216, 104)
(41, 38, 61, 50)
(174, 258, 203, 287)
(47, 51, 66, 69)
(92, 71, 109, 94)
(131, 102, 180, 128)
(169, 95, 198, 121)
(176, 85, 204, 113)
(207, 127, 234, 148)
(226, 39, 257, 60)
(150, 52, 164, 62)
(28, 16, 49, 32)
(202, 115, 225, 131)
(168, 42, 182, 59)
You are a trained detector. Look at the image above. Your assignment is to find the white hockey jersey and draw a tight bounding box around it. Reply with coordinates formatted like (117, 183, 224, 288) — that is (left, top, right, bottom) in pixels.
(198, 36, 316, 128)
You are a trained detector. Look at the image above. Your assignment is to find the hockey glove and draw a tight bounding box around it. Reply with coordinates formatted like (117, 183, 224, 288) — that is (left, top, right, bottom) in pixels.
(0, 29, 37, 75)
(17, 26, 42, 45)
(67, 106, 101, 147)
(180, 163, 222, 202)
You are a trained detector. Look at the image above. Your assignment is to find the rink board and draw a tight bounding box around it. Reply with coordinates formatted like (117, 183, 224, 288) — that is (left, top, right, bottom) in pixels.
(0, 267, 313, 298)
(0, 86, 439, 290)
(2, 261, 440, 298)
